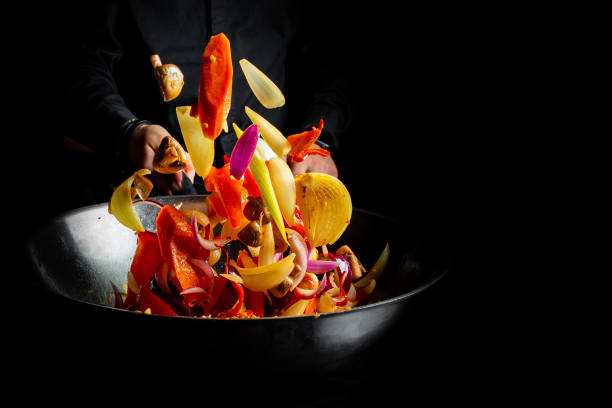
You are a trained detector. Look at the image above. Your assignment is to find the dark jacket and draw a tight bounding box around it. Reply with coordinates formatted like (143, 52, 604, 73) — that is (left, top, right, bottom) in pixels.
(69, 0, 353, 171)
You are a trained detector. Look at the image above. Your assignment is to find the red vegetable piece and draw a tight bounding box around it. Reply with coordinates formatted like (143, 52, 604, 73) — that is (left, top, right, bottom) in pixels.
(202, 275, 226, 316)
(138, 284, 178, 316)
(243, 167, 261, 197)
(216, 280, 245, 318)
(287, 119, 329, 163)
(156, 206, 208, 291)
(198, 33, 233, 139)
(244, 288, 264, 317)
(131, 231, 164, 287)
(303, 297, 318, 315)
(205, 163, 247, 228)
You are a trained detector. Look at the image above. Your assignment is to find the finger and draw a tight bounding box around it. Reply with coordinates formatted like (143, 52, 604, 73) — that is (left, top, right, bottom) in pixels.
(184, 153, 196, 182)
(289, 160, 308, 176)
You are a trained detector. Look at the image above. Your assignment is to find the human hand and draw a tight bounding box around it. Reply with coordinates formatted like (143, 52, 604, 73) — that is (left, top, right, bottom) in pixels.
(289, 154, 338, 178)
(127, 123, 195, 195)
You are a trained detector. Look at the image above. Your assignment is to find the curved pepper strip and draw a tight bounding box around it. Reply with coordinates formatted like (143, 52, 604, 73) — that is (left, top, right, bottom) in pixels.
(123, 231, 164, 308)
(138, 283, 178, 317)
(216, 279, 245, 318)
(287, 119, 329, 163)
(156, 205, 209, 291)
(108, 169, 153, 232)
(244, 288, 264, 317)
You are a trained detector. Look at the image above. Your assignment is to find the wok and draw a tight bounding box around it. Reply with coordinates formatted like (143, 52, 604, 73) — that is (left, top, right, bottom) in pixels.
(26, 195, 449, 374)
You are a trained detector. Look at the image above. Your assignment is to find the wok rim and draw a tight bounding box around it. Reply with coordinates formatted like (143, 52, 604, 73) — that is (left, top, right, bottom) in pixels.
(27, 195, 451, 323)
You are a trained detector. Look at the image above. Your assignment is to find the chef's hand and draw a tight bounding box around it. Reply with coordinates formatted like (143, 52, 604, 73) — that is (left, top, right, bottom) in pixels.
(128, 123, 195, 195)
(289, 154, 338, 178)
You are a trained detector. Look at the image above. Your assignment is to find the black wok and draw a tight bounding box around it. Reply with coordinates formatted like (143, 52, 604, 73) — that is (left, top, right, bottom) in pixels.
(26, 195, 449, 375)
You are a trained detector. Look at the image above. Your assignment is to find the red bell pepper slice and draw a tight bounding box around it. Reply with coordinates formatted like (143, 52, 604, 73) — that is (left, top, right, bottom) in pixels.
(138, 284, 178, 317)
(243, 167, 261, 197)
(123, 231, 165, 308)
(287, 119, 330, 163)
(198, 33, 233, 139)
(244, 288, 264, 317)
(131, 231, 164, 287)
(216, 279, 245, 318)
(205, 162, 247, 228)
(156, 205, 208, 291)
(202, 275, 226, 316)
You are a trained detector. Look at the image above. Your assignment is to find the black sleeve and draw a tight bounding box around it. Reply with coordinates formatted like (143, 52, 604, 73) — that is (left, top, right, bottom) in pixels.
(288, 1, 356, 153)
(68, 0, 136, 157)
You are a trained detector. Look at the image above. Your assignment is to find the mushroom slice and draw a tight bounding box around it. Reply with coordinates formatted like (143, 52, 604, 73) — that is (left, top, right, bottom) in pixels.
(153, 135, 189, 174)
(151, 54, 184, 102)
(335, 245, 366, 280)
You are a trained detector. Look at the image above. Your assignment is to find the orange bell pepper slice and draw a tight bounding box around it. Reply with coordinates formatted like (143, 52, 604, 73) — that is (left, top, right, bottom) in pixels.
(198, 33, 233, 139)
(156, 205, 208, 291)
(287, 119, 330, 163)
(205, 162, 247, 228)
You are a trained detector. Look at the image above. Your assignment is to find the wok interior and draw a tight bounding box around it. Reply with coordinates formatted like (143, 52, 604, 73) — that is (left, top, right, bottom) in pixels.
(28, 196, 448, 314)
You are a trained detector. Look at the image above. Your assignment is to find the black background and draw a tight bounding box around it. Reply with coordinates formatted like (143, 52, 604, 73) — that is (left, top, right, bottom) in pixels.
(11, 1, 495, 402)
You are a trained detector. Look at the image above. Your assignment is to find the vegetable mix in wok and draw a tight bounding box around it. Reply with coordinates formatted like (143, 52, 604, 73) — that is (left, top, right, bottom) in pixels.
(108, 33, 389, 318)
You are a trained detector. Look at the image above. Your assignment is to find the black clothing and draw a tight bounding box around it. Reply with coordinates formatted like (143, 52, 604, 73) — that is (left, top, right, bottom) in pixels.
(69, 0, 353, 173)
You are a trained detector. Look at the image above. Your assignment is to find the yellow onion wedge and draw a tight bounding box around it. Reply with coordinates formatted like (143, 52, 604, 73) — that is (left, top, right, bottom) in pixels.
(294, 173, 352, 247)
(244, 106, 290, 157)
(176, 106, 215, 179)
(231, 253, 296, 292)
(108, 169, 152, 232)
(267, 157, 296, 226)
(280, 299, 309, 317)
(239, 58, 285, 109)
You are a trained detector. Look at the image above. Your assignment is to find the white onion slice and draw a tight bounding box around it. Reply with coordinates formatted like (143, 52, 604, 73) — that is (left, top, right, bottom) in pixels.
(240, 58, 285, 109)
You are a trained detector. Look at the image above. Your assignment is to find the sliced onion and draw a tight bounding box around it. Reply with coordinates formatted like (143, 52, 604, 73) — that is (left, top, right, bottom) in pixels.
(306, 259, 338, 274)
(230, 124, 258, 179)
(293, 273, 319, 299)
(239, 58, 285, 109)
(190, 258, 216, 281)
(179, 286, 207, 296)
(328, 287, 348, 307)
(315, 272, 331, 296)
(191, 214, 230, 250)
(288, 229, 308, 291)
(179, 285, 210, 308)
(330, 253, 352, 293)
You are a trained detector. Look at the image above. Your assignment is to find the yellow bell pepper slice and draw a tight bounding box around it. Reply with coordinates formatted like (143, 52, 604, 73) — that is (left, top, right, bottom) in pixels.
(280, 299, 309, 317)
(354, 243, 390, 289)
(176, 106, 215, 179)
(232, 253, 295, 292)
(108, 169, 152, 232)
